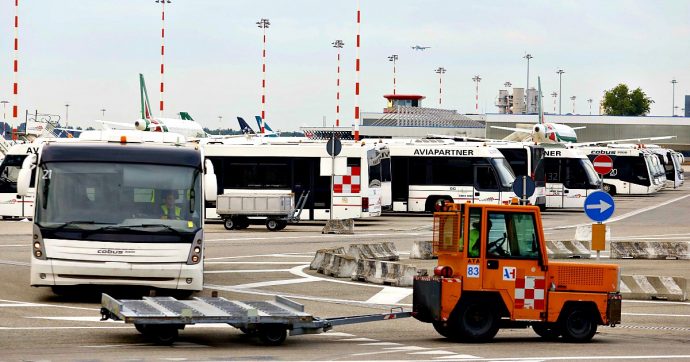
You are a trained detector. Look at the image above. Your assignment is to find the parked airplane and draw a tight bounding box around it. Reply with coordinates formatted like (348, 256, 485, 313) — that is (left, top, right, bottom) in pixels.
(254, 116, 278, 137)
(237, 117, 256, 135)
(100, 74, 207, 138)
(491, 77, 673, 146)
(411, 45, 430, 51)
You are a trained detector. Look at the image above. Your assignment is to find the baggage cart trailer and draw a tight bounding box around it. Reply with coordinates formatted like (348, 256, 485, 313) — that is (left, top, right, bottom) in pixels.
(216, 190, 309, 231)
(100, 293, 411, 345)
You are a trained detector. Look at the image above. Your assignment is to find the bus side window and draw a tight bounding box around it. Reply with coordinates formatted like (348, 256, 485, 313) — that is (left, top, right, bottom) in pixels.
(475, 166, 498, 190)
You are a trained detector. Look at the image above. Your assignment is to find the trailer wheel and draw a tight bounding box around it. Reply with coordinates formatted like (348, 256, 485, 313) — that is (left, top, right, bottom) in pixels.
(258, 326, 287, 346)
(147, 325, 179, 345)
(560, 307, 597, 342)
(532, 323, 561, 340)
(456, 301, 499, 342)
(266, 219, 281, 231)
(224, 218, 235, 230)
(134, 323, 148, 334)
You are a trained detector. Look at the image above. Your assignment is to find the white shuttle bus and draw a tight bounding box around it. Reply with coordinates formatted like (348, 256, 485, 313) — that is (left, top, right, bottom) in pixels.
(489, 142, 547, 210)
(542, 146, 601, 208)
(0, 142, 39, 219)
(203, 138, 390, 220)
(20, 131, 216, 294)
(385, 139, 516, 212)
(579, 145, 661, 195)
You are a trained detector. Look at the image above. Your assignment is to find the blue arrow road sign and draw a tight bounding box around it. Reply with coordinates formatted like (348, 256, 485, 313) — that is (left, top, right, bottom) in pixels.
(584, 191, 615, 222)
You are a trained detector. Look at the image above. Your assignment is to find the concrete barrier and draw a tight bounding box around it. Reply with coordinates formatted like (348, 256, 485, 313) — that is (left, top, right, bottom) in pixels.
(574, 224, 611, 242)
(545, 240, 591, 259)
(610, 241, 690, 260)
(309, 247, 346, 270)
(347, 242, 399, 261)
(321, 253, 358, 278)
(351, 259, 417, 287)
(410, 240, 435, 260)
(620, 275, 687, 301)
(321, 219, 354, 234)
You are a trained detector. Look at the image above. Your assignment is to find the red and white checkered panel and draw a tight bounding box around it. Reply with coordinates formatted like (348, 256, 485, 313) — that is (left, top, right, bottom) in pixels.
(333, 166, 361, 194)
(515, 276, 546, 310)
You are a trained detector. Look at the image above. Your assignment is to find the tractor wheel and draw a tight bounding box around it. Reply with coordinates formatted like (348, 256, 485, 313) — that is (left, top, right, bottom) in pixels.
(456, 301, 500, 342)
(560, 307, 597, 342)
(532, 322, 561, 340)
(432, 321, 459, 339)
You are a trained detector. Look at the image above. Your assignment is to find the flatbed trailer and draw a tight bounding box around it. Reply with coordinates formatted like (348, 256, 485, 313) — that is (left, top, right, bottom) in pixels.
(100, 293, 412, 345)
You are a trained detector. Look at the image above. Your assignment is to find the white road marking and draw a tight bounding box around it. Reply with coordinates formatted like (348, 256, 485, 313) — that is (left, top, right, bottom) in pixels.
(409, 350, 459, 355)
(434, 355, 480, 359)
(27, 316, 120, 323)
(338, 337, 378, 342)
(229, 277, 318, 289)
(0, 299, 96, 311)
(623, 312, 690, 318)
(365, 287, 413, 304)
(313, 332, 355, 337)
(205, 269, 293, 274)
(82, 343, 151, 348)
(0, 244, 28, 247)
(384, 346, 430, 351)
(350, 350, 406, 357)
(206, 261, 309, 265)
(206, 231, 427, 243)
(359, 342, 402, 346)
(205, 253, 313, 261)
(623, 300, 690, 306)
(545, 193, 690, 230)
(0, 326, 130, 330)
(456, 355, 690, 361)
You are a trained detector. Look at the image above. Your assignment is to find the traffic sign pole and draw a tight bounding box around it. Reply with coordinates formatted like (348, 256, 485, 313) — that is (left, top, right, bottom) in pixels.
(584, 190, 615, 261)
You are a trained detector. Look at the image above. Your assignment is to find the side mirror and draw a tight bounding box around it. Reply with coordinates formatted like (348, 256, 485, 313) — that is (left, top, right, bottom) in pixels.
(17, 154, 37, 197)
(203, 159, 217, 202)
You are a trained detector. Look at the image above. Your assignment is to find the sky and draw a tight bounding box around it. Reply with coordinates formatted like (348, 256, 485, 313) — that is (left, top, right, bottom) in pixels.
(0, 0, 688, 131)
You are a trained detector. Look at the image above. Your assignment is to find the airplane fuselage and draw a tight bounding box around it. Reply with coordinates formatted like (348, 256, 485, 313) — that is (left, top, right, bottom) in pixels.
(533, 122, 578, 144)
(135, 117, 206, 138)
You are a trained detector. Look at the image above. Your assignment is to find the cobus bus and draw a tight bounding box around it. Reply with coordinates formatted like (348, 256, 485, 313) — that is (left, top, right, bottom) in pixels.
(202, 138, 390, 220)
(579, 145, 662, 195)
(0, 142, 40, 219)
(542, 146, 601, 208)
(19, 131, 216, 294)
(383, 139, 516, 212)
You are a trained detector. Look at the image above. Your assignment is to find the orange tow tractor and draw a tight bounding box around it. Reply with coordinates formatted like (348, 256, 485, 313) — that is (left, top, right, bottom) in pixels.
(413, 202, 621, 342)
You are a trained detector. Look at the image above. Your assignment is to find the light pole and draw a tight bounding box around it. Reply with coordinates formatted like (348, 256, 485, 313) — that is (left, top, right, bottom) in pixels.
(64, 103, 70, 127)
(587, 98, 593, 115)
(155, 0, 171, 117)
(101, 108, 106, 119)
(671, 79, 678, 116)
(570, 96, 576, 114)
(557, 69, 565, 114)
(551, 92, 557, 113)
(333, 40, 344, 127)
(524, 53, 533, 113)
(504, 81, 512, 89)
(257, 17, 270, 134)
(0, 100, 7, 135)
(472, 75, 482, 113)
(388, 54, 398, 95)
(435, 67, 446, 106)
(217, 115, 222, 126)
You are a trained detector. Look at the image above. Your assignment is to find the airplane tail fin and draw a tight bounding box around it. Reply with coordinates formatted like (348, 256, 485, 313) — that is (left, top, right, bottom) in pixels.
(237, 117, 256, 135)
(254, 115, 275, 132)
(537, 76, 544, 124)
(179, 112, 195, 121)
(139, 73, 153, 120)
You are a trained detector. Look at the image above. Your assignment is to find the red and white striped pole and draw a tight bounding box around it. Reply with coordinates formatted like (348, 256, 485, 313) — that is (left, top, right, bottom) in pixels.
(472, 75, 481, 113)
(435, 67, 446, 106)
(388, 54, 398, 95)
(156, 0, 169, 116)
(333, 40, 344, 127)
(353, 0, 361, 141)
(12, 0, 19, 123)
(257, 18, 270, 134)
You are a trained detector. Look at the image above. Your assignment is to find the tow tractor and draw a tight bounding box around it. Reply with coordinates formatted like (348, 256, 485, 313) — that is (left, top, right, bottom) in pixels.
(413, 202, 621, 342)
(100, 293, 411, 345)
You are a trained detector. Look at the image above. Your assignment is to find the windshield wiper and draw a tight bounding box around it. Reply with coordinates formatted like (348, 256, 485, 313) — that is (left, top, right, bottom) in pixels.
(40, 221, 112, 232)
(106, 223, 183, 235)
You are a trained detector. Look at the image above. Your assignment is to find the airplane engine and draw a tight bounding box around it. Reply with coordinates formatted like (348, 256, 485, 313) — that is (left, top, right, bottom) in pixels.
(532, 124, 547, 143)
(135, 119, 147, 131)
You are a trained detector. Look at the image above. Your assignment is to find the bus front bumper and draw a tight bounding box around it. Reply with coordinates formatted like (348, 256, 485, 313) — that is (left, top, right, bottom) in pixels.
(30, 259, 203, 291)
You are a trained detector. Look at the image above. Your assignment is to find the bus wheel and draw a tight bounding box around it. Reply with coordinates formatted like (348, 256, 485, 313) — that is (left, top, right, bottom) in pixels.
(456, 300, 500, 342)
(223, 218, 235, 230)
(602, 184, 616, 196)
(560, 306, 597, 343)
(266, 218, 280, 231)
(258, 325, 287, 346)
(532, 322, 561, 340)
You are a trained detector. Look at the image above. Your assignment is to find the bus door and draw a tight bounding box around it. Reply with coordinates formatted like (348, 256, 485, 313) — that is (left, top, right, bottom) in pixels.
(0, 154, 35, 218)
(561, 158, 595, 208)
(474, 165, 501, 205)
(544, 158, 564, 208)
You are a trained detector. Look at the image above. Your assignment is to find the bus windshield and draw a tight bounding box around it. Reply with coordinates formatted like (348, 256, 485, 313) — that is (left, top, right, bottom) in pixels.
(0, 154, 27, 193)
(491, 158, 516, 188)
(35, 162, 202, 236)
(580, 159, 601, 186)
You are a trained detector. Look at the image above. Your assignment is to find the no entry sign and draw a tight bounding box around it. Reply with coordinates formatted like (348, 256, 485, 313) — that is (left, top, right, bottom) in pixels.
(592, 154, 613, 175)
